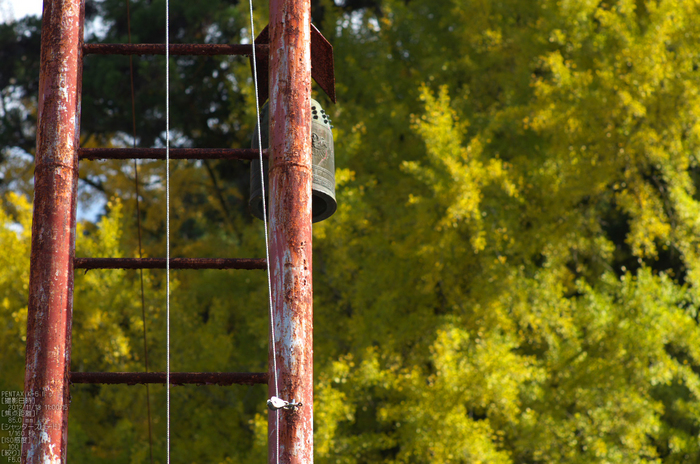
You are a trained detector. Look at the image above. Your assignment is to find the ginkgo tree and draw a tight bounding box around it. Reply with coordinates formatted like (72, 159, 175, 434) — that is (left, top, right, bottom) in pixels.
(2, 0, 700, 462)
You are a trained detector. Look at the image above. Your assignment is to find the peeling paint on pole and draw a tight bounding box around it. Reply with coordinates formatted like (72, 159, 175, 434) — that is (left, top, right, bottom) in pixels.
(22, 0, 84, 463)
(267, 0, 314, 462)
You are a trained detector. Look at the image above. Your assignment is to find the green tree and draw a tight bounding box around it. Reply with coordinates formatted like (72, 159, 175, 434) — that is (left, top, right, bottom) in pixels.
(311, 0, 700, 462)
(3, 0, 700, 462)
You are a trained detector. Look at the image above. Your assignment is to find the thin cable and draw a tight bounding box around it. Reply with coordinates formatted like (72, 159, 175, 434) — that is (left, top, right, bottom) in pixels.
(125, 1, 154, 462)
(165, 0, 171, 462)
(248, 3, 280, 463)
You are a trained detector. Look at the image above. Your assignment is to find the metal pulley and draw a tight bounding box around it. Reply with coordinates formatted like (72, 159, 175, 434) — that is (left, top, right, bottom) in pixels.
(250, 98, 337, 222)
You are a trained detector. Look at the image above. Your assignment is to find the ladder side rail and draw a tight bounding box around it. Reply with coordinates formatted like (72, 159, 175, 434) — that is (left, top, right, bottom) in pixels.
(22, 0, 85, 463)
(267, 0, 314, 462)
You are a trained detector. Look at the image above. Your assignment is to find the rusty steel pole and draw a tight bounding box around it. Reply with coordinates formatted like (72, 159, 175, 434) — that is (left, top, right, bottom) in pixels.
(267, 0, 313, 462)
(22, 0, 84, 463)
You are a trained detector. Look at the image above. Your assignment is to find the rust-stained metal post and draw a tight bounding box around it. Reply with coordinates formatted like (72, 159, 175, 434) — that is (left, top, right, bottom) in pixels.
(267, 0, 313, 462)
(22, 0, 84, 462)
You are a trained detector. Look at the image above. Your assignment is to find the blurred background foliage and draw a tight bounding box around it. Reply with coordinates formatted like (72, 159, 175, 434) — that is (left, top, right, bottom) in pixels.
(2, 0, 700, 462)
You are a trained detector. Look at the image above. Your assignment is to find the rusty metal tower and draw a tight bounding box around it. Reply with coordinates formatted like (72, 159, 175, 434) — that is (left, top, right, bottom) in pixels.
(21, 0, 333, 462)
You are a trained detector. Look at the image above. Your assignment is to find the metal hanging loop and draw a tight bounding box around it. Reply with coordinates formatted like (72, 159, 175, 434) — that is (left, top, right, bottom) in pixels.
(267, 396, 303, 411)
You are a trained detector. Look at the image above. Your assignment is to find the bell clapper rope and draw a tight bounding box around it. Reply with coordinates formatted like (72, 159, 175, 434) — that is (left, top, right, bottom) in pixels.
(125, 0, 154, 462)
(247, 1, 299, 462)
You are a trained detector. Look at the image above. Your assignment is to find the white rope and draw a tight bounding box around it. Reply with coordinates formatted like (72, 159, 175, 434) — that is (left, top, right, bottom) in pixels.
(248, 3, 280, 463)
(165, 0, 171, 462)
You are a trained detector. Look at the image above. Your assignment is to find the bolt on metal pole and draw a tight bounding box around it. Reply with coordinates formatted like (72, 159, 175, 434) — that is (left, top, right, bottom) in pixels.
(267, 0, 313, 462)
(22, 0, 84, 462)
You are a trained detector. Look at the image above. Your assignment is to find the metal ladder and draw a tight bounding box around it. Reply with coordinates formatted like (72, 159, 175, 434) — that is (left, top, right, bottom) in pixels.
(21, 0, 332, 462)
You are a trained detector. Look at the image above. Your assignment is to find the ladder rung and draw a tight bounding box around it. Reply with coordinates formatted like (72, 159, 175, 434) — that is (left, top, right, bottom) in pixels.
(79, 147, 269, 161)
(74, 258, 266, 270)
(83, 43, 269, 56)
(70, 372, 268, 385)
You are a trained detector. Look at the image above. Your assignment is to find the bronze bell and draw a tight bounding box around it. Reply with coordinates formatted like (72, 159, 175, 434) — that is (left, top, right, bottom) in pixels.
(250, 98, 337, 222)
